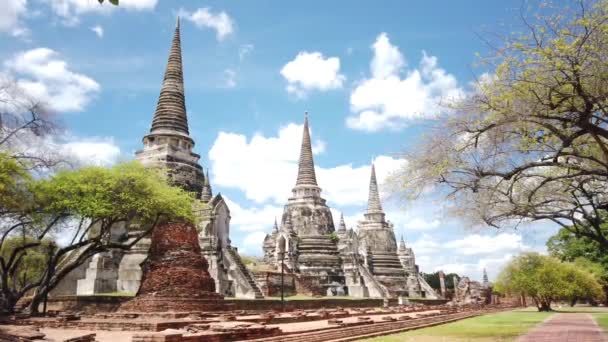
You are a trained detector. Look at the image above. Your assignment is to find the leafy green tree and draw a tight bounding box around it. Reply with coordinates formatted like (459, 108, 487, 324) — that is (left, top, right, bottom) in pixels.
(423, 272, 460, 291)
(0, 161, 195, 314)
(547, 225, 608, 304)
(97, 0, 119, 5)
(495, 253, 603, 311)
(392, 0, 608, 249)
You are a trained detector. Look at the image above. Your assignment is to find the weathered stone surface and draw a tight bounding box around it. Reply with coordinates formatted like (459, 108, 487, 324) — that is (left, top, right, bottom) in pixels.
(119, 222, 224, 312)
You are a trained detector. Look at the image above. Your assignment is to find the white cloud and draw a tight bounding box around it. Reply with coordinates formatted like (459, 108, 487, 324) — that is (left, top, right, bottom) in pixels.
(60, 137, 121, 166)
(401, 217, 441, 231)
(49, 0, 158, 26)
(179, 7, 234, 41)
(241, 231, 268, 255)
(208, 123, 404, 206)
(0, 0, 28, 36)
(239, 44, 254, 61)
(443, 233, 529, 256)
(223, 68, 236, 88)
(4, 48, 100, 112)
(347, 33, 462, 132)
(280, 52, 345, 98)
(370, 33, 405, 79)
(90, 24, 103, 38)
(224, 197, 283, 232)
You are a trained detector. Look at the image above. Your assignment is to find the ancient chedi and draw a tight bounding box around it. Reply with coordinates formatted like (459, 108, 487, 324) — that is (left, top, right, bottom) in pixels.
(263, 113, 345, 295)
(356, 164, 408, 296)
(263, 114, 438, 298)
(119, 222, 224, 312)
(54, 19, 262, 299)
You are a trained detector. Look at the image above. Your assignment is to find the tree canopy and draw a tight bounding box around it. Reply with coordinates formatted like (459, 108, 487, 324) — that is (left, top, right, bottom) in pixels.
(393, 0, 608, 249)
(494, 253, 604, 311)
(547, 223, 608, 304)
(0, 160, 196, 314)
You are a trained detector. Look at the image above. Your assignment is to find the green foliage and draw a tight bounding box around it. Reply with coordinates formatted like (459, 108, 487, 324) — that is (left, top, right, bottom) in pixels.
(329, 232, 339, 243)
(422, 272, 460, 290)
(495, 253, 604, 311)
(240, 255, 260, 265)
(0, 161, 196, 313)
(547, 225, 608, 304)
(31, 162, 195, 225)
(0, 152, 31, 212)
(97, 0, 119, 5)
(394, 0, 608, 249)
(0, 236, 55, 289)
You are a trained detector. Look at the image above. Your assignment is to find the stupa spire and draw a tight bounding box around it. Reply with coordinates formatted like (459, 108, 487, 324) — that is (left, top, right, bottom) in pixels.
(201, 169, 212, 202)
(367, 163, 383, 213)
(150, 16, 190, 136)
(272, 217, 279, 233)
(338, 213, 346, 231)
(295, 112, 318, 187)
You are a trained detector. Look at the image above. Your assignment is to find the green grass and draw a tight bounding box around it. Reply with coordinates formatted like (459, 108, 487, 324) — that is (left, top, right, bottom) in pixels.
(360, 310, 553, 342)
(593, 313, 608, 332)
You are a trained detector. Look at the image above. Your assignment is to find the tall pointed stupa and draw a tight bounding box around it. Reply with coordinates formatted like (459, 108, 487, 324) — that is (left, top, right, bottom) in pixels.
(135, 17, 205, 197)
(263, 112, 344, 295)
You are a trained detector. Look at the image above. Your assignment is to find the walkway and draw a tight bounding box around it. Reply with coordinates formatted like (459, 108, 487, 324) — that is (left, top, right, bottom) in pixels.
(517, 313, 607, 342)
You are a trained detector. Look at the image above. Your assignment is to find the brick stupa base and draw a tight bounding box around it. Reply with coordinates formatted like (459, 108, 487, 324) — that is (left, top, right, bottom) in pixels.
(120, 221, 226, 312)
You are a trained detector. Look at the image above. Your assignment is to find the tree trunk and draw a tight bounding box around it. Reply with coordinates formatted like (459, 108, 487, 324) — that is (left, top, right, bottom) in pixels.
(538, 301, 552, 312)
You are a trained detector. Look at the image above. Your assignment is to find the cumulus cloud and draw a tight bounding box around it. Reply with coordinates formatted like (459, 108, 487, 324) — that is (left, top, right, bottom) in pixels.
(241, 231, 268, 255)
(179, 7, 234, 41)
(49, 0, 158, 26)
(407, 231, 537, 282)
(224, 197, 283, 232)
(90, 24, 103, 38)
(223, 68, 237, 88)
(208, 122, 404, 206)
(60, 137, 121, 166)
(443, 233, 529, 256)
(209, 122, 324, 204)
(346, 33, 462, 132)
(239, 44, 254, 61)
(0, 0, 28, 36)
(4, 48, 100, 112)
(280, 52, 345, 98)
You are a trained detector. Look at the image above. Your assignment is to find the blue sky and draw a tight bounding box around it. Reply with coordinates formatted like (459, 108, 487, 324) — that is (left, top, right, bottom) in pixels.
(0, 0, 560, 282)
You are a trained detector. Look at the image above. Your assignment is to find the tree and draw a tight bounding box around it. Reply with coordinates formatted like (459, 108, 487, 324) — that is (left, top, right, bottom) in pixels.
(495, 253, 603, 311)
(97, 0, 119, 5)
(547, 224, 608, 304)
(0, 161, 196, 314)
(393, 0, 608, 249)
(423, 272, 460, 291)
(0, 77, 60, 171)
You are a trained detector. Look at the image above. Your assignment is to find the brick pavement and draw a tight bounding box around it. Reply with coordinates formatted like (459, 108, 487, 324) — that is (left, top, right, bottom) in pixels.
(517, 313, 607, 342)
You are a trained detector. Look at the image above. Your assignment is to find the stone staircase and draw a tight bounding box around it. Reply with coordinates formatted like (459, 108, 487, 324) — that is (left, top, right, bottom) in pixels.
(297, 236, 342, 268)
(370, 252, 406, 277)
(225, 247, 264, 299)
(417, 273, 440, 299)
(358, 264, 388, 298)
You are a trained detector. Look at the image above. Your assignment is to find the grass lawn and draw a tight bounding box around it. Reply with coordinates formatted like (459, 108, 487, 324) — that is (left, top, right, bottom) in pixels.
(360, 310, 553, 342)
(593, 313, 608, 332)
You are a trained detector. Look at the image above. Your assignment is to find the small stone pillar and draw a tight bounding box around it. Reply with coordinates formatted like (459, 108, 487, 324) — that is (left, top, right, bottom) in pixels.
(452, 275, 459, 299)
(438, 271, 446, 298)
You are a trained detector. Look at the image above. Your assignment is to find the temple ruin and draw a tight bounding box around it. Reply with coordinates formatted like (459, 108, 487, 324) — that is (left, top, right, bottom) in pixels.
(53, 18, 262, 300)
(263, 115, 439, 299)
(54, 19, 438, 301)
